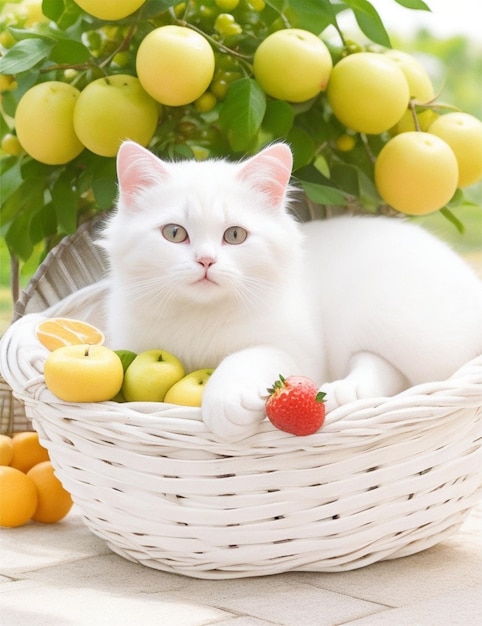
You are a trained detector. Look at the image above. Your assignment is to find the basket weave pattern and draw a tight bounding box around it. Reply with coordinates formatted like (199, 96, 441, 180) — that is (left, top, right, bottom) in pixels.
(1, 303, 482, 578)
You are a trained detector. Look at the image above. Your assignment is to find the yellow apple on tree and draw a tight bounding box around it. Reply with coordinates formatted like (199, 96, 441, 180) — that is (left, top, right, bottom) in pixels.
(73, 75, 159, 157)
(428, 112, 482, 188)
(327, 52, 410, 134)
(122, 350, 185, 402)
(72, 0, 146, 21)
(253, 28, 333, 103)
(136, 25, 215, 106)
(383, 49, 434, 104)
(1, 133, 22, 156)
(44, 345, 124, 402)
(391, 108, 438, 135)
(164, 369, 215, 407)
(374, 131, 458, 215)
(15, 81, 84, 165)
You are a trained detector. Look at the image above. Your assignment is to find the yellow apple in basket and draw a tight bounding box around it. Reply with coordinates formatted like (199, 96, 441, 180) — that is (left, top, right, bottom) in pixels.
(164, 369, 214, 407)
(122, 350, 185, 402)
(44, 345, 124, 402)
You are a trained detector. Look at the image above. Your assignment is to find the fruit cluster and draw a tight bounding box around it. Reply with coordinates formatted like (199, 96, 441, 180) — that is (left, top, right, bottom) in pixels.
(1, 0, 481, 269)
(37, 318, 214, 406)
(0, 431, 73, 528)
(37, 317, 325, 437)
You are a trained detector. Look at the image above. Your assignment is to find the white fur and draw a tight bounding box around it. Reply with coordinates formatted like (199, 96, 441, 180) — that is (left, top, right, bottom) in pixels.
(100, 141, 482, 441)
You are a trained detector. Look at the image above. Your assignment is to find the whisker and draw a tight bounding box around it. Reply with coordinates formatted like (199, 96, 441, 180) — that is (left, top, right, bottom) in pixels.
(228, 274, 275, 313)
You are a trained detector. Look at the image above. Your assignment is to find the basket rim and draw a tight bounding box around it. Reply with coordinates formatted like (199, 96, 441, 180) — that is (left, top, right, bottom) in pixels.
(2, 304, 482, 448)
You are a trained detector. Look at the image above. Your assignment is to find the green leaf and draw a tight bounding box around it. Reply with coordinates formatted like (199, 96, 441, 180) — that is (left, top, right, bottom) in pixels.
(343, 0, 392, 47)
(0, 39, 55, 74)
(330, 163, 360, 197)
(1, 176, 46, 226)
(300, 181, 349, 207)
(50, 39, 91, 64)
(286, 126, 315, 170)
(140, 0, 180, 18)
(393, 0, 431, 10)
(42, 0, 83, 30)
(52, 176, 78, 234)
(283, 0, 340, 34)
(42, 0, 67, 22)
(261, 100, 295, 141)
(0, 159, 23, 207)
(6, 27, 56, 42)
(5, 212, 34, 260)
(90, 156, 117, 210)
(28, 201, 56, 244)
(219, 78, 266, 152)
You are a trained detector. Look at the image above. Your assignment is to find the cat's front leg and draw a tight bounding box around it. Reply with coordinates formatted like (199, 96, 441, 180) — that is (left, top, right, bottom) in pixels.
(321, 351, 409, 412)
(202, 346, 299, 442)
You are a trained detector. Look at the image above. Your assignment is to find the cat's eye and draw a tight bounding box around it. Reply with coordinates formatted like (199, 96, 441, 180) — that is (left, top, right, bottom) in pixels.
(162, 224, 188, 243)
(223, 226, 248, 245)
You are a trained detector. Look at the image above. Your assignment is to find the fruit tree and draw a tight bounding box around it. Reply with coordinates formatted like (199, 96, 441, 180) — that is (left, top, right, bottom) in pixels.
(1, 0, 481, 302)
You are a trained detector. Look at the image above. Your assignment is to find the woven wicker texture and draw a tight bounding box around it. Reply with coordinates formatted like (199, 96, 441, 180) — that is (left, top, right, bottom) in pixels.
(0, 217, 107, 434)
(14, 215, 108, 321)
(1, 299, 482, 579)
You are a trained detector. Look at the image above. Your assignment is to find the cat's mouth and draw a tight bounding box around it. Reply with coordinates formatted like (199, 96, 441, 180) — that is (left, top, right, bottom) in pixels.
(194, 270, 218, 286)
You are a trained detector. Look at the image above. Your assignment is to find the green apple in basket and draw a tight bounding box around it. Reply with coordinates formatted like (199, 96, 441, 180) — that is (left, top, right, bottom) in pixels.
(122, 349, 185, 402)
(164, 368, 215, 407)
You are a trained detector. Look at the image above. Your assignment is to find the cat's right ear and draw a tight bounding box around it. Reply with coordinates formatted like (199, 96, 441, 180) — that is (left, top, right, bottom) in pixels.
(238, 142, 293, 209)
(117, 141, 170, 206)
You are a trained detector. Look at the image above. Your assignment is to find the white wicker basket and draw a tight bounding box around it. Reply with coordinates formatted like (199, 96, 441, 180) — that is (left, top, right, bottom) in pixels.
(1, 277, 482, 578)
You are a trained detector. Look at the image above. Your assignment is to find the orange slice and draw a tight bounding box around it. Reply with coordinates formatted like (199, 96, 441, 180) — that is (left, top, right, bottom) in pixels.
(36, 317, 104, 352)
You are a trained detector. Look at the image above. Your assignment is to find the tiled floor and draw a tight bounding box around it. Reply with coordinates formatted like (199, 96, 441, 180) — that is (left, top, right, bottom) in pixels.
(1, 500, 481, 625)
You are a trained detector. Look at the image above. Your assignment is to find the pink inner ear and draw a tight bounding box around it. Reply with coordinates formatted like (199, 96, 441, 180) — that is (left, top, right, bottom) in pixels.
(117, 141, 169, 201)
(239, 143, 293, 207)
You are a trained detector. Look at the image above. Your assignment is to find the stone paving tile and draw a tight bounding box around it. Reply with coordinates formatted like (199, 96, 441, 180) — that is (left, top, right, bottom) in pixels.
(0, 507, 108, 576)
(159, 576, 387, 626)
(16, 552, 197, 595)
(10, 552, 388, 626)
(292, 532, 482, 608)
(342, 586, 482, 625)
(211, 618, 280, 626)
(0, 579, 233, 626)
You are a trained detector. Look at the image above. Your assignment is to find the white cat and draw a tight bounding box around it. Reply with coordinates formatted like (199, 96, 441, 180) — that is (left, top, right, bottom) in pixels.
(100, 141, 482, 441)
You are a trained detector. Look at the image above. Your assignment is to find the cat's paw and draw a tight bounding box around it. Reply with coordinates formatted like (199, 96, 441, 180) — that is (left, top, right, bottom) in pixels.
(202, 381, 266, 442)
(320, 379, 368, 412)
(200, 346, 300, 441)
(321, 352, 410, 411)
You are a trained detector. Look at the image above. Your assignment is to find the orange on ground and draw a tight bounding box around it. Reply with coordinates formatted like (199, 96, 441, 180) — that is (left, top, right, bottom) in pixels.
(27, 461, 73, 523)
(0, 466, 38, 527)
(0, 434, 14, 465)
(36, 317, 104, 352)
(10, 431, 50, 473)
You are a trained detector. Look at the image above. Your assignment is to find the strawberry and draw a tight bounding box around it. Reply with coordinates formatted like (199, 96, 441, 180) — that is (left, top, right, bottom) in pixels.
(265, 374, 326, 436)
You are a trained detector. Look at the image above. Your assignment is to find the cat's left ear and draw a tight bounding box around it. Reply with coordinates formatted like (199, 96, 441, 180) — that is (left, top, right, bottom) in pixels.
(238, 143, 293, 208)
(117, 141, 170, 206)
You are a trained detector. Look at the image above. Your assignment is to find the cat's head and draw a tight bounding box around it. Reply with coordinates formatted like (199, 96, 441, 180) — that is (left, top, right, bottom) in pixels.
(101, 141, 304, 311)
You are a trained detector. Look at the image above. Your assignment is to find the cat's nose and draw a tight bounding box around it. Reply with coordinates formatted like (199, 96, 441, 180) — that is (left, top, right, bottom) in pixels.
(197, 255, 216, 268)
